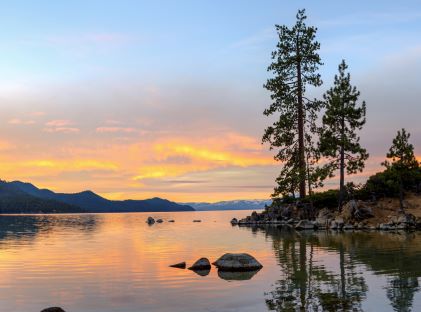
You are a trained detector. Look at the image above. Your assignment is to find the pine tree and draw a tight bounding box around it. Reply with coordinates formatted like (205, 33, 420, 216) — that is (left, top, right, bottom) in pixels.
(319, 60, 368, 210)
(263, 9, 323, 199)
(382, 129, 419, 212)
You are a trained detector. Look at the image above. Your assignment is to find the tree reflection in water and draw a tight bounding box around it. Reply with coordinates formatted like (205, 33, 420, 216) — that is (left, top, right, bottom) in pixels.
(242, 226, 421, 312)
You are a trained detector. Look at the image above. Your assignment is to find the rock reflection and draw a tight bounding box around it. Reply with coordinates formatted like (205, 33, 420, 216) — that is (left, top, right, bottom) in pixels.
(191, 268, 211, 277)
(242, 225, 421, 311)
(218, 269, 261, 281)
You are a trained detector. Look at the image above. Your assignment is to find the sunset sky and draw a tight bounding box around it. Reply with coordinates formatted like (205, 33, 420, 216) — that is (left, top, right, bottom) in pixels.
(0, 0, 420, 202)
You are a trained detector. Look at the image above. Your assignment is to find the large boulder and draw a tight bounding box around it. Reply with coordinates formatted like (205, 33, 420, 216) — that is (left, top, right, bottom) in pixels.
(188, 258, 211, 270)
(295, 220, 315, 231)
(213, 253, 263, 271)
(41, 308, 66, 312)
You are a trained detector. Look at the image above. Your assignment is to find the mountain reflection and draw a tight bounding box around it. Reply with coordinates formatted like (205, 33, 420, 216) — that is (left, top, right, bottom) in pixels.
(0, 215, 99, 248)
(242, 226, 421, 311)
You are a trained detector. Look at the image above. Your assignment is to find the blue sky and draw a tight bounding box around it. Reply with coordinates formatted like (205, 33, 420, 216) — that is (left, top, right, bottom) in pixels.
(0, 1, 420, 201)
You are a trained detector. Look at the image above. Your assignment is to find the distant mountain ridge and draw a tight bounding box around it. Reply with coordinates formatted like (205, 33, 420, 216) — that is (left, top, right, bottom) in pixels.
(186, 199, 272, 211)
(0, 180, 194, 213)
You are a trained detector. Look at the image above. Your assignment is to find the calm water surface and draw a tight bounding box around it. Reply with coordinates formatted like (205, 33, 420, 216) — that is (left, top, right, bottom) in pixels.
(0, 211, 421, 312)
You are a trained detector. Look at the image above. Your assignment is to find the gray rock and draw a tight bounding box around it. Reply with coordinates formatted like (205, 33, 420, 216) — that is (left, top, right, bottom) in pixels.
(395, 223, 408, 230)
(213, 253, 263, 271)
(343, 224, 355, 230)
(330, 217, 344, 230)
(230, 218, 238, 225)
(146, 217, 155, 224)
(41, 308, 66, 312)
(295, 220, 315, 230)
(188, 258, 211, 270)
(379, 223, 393, 231)
(394, 213, 416, 225)
(169, 262, 186, 269)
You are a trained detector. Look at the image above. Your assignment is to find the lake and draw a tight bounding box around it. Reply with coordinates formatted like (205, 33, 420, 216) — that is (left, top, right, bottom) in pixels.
(0, 210, 421, 312)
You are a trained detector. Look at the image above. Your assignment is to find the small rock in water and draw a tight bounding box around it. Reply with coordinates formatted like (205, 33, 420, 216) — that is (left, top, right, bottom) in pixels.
(146, 217, 155, 224)
(230, 218, 238, 225)
(168, 220, 175, 222)
(193, 220, 202, 222)
(41, 308, 66, 312)
(188, 258, 211, 270)
(213, 253, 263, 271)
(169, 262, 186, 269)
(156, 219, 164, 223)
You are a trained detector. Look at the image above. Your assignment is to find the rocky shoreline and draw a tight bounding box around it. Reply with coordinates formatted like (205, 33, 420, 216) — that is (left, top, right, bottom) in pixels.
(232, 198, 421, 232)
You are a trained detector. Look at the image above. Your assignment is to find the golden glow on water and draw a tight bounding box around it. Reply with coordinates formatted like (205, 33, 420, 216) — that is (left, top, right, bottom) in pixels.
(0, 212, 421, 311)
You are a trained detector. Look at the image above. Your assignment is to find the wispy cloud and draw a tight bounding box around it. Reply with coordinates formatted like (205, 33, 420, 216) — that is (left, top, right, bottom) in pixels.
(45, 119, 73, 127)
(44, 119, 79, 133)
(8, 118, 35, 125)
(43, 127, 80, 133)
(96, 127, 137, 133)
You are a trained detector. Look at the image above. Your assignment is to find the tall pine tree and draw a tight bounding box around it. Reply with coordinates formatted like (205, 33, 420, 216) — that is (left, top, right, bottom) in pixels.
(382, 129, 420, 212)
(263, 9, 323, 199)
(319, 60, 368, 210)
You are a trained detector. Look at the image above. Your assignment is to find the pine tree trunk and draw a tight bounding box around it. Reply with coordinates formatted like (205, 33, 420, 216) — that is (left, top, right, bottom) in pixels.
(339, 116, 345, 212)
(296, 45, 306, 200)
(399, 176, 405, 213)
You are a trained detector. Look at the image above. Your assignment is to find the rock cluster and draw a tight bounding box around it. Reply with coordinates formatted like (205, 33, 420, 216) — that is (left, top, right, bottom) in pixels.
(234, 199, 421, 232)
(170, 254, 263, 281)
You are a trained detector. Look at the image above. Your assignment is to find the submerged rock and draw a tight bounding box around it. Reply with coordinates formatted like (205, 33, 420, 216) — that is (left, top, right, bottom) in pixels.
(193, 220, 202, 222)
(168, 220, 175, 222)
(156, 219, 164, 223)
(213, 253, 263, 271)
(146, 217, 155, 224)
(218, 269, 260, 281)
(188, 258, 211, 270)
(169, 262, 186, 269)
(41, 308, 66, 312)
